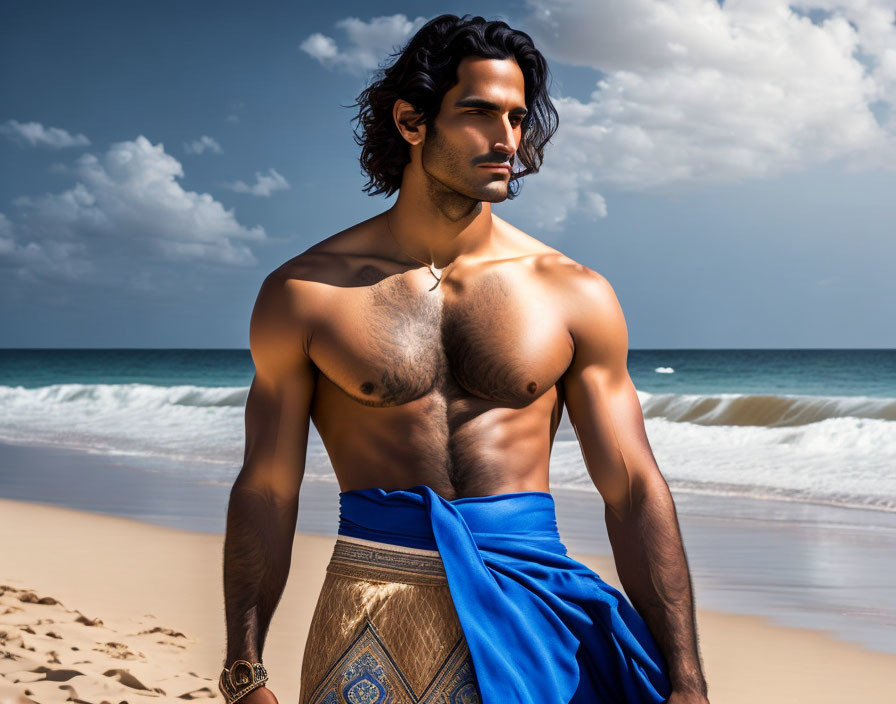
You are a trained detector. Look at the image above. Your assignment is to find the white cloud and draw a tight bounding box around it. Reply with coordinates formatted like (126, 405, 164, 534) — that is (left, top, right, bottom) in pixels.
(222, 168, 291, 197)
(184, 135, 223, 155)
(0, 209, 94, 282)
(0, 119, 91, 148)
(0, 136, 266, 285)
(300, 14, 429, 76)
(300, 33, 339, 61)
(510, 0, 896, 228)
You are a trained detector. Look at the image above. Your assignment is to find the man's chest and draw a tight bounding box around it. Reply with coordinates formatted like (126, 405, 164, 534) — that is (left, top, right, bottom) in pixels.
(308, 264, 574, 407)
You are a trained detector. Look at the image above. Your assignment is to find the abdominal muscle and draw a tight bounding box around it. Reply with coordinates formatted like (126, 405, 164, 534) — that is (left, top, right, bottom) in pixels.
(309, 365, 564, 501)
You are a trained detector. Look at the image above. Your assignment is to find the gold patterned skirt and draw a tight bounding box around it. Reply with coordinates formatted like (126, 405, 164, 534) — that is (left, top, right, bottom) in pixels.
(299, 535, 483, 704)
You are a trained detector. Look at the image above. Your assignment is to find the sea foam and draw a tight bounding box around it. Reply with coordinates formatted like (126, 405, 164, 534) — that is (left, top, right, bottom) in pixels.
(1, 382, 894, 512)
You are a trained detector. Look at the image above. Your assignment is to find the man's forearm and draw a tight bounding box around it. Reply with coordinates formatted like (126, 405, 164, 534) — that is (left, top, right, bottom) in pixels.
(604, 474, 707, 697)
(223, 483, 299, 665)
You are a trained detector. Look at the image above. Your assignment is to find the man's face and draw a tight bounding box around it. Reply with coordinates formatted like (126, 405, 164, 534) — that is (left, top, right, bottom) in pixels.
(420, 56, 527, 203)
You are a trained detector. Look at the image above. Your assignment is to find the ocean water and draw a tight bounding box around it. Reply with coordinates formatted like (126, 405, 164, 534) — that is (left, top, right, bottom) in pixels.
(1, 348, 894, 514)
(2, 348, 896, 655)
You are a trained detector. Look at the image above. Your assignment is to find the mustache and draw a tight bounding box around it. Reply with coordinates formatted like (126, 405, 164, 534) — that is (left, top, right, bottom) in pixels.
(477, 155, 514, 166)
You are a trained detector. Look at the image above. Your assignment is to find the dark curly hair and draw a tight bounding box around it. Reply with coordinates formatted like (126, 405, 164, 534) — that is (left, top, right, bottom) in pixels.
(346, 13, 559, 200)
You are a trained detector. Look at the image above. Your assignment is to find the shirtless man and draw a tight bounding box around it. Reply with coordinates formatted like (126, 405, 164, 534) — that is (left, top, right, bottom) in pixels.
(221, 13, 707, 704)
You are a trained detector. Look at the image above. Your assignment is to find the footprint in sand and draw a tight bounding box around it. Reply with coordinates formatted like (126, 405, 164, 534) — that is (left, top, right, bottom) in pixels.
(16, 592, 60, 606)
(138, 626, 186, 638)
(74, 612, 104, 627)
(91, 641, 144, 660)
(28, 665, 85, 682)
(0, 583, 215, 702)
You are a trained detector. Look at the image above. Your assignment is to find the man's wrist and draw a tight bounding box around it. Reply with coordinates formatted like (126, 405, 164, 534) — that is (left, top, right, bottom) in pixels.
(219, 659, 269, 704)
(224, 648, 260, 667)
(669, 663, 707, 696)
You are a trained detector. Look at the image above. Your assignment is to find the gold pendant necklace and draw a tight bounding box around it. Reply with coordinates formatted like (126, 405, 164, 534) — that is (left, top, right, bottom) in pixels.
(384, 210, 447, 286)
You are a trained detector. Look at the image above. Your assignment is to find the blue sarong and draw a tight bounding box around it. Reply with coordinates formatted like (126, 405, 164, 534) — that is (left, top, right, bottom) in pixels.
(337, 484, 673, 704)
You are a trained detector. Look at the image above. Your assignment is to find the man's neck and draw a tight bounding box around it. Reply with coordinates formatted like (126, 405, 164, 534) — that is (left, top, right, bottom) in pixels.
(387, 187, 496, 268)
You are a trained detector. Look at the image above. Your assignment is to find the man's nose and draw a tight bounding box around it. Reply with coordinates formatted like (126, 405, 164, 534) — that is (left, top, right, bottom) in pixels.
(493, 115, 518, 156)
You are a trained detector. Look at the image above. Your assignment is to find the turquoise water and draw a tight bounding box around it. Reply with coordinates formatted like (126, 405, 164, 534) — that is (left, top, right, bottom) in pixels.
(2, 348, 894, 396)
(1, 348, 894, 511)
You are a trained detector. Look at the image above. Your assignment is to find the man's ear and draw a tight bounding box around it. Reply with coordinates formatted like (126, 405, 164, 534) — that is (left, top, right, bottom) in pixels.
(393, 98, 426, 146)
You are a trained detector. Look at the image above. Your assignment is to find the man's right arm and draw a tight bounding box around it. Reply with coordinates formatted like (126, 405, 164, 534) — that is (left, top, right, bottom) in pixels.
(222, 270, 317, 679)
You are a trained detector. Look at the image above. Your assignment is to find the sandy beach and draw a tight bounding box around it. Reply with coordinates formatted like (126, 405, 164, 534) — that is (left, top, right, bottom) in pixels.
(1, 495, 894, 704)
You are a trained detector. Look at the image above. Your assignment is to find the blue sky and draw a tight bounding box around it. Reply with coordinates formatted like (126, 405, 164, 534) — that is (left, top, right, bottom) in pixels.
(2, 0, 894, 349)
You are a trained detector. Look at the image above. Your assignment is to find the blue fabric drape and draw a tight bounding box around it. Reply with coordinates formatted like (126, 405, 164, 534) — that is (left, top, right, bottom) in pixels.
(336, 484, 672, 704)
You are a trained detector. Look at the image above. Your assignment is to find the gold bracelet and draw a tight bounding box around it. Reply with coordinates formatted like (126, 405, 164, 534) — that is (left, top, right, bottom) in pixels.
(219, 659, 269, 704)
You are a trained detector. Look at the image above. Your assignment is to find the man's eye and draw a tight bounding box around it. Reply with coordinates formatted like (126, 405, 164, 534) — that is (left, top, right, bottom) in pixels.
(468, 110, 522, 125)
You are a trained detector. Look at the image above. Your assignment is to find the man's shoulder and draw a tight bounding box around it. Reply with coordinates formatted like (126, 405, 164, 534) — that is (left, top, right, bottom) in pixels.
(273, 226, 363, 278)
(252, 223, 384, 354)
(499, 221, 623, 348)
(514, 238, 613, 301)
(260, 222, 376, 306)
(495, 217, 608, 288)
(548, 256, 626, 363)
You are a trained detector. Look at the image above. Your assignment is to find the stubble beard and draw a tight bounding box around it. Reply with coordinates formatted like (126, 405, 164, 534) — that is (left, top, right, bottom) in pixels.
(421, 122, 507, 221)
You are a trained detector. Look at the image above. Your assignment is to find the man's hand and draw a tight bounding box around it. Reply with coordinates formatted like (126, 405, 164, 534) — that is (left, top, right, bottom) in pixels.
(238, 686, 279, 704)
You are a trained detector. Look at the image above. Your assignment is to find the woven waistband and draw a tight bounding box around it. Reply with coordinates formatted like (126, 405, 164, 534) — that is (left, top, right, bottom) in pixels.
(326, 535, 448, 586)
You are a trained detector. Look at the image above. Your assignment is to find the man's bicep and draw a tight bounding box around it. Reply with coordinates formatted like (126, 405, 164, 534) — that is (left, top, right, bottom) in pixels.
(562, 271, 663, 519)
(235, 274, 316, 502)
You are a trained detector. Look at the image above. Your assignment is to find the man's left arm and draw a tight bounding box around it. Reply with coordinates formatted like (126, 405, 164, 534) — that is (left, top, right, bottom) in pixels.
(561, 267, 708, 702)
